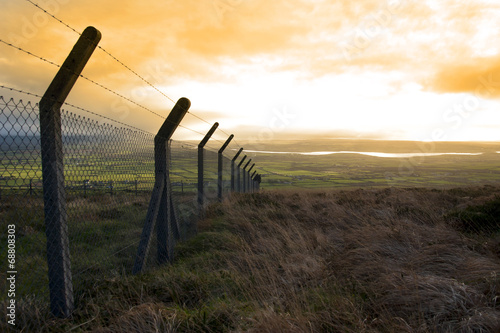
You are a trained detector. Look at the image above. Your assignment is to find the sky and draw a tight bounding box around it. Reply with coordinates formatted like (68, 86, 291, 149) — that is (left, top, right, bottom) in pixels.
(2, 0, 500, 142)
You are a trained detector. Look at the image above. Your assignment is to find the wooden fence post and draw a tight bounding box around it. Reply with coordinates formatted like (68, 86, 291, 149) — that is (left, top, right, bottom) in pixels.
(133, 98, 191, 273)
(39, 26, 101, 318)
(218, 135, 234, 201)
(236, 155, 247, 193)
(231, 148, 243, 192)
(197, 123, 218, 210)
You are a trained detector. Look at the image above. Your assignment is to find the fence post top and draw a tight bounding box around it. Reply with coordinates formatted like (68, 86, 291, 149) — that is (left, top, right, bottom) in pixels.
(218, 134, 234, 154)
(82, 26, 102, 41)
(243, 159, 252, 170)
(156, 97, 191, 141)
(237, 155, 247, 167)
(40, 26, 102, 111)
(199, 122, 219, 148)
(232, 147, 244, 161)
(177, 97, 191, 109)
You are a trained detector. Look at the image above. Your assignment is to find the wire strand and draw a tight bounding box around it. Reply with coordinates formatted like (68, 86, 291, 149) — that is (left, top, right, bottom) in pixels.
(24, 0, 176, 105)
(95, 46, 176, 104)
(0, 38, 168, 120)
(15, 1, 248, 153)
(0, 85, 152, 134)
(25, 0, 81, 35)
(0, 39, 61, 68)
(24, 0, 237, 146)
(0, 85, 202, 138)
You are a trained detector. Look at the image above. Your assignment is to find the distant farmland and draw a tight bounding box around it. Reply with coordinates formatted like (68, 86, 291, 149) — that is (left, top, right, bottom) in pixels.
(241, 139, 500, 190)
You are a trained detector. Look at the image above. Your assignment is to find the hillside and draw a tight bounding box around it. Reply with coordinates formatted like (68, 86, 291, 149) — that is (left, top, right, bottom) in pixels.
(8, 186, 500, 332)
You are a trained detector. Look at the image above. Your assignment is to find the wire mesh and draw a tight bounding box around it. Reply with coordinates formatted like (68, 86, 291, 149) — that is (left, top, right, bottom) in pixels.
(0, 97, 47, 299)
(203, 148, 219, 206)
(0, 95, 249, 313)
(222, 155, 232, 197)
(169, 140, 198, 239)
(61, 110, 155, 280)
(0, 96, 156, 303)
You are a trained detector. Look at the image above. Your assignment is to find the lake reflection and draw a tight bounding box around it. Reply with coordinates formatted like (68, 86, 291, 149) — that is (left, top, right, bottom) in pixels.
(244, 150, 483, 158)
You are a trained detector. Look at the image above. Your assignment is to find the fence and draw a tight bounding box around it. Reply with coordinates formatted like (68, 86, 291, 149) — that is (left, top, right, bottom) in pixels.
(0, 26, 261, 318)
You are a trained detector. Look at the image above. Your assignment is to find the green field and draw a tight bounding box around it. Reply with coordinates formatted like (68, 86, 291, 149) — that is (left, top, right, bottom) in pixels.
(240, 140, 500, 190)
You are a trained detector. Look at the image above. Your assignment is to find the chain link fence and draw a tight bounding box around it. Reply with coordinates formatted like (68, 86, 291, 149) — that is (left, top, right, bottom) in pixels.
(0, 95, 258, 312)
(1, 96, 154, 303)
(1, 97, 47, 300)
(170, 140, 199, 239)
(203, 148, 219, 206)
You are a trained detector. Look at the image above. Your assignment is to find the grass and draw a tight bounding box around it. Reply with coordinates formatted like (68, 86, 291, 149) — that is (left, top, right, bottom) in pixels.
(0, 192, 151, 303)
(2, 186, 500, 332)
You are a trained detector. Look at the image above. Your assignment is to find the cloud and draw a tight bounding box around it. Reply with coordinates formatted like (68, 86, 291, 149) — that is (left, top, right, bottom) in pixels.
(4, 0, 499, 86)
(426, 58, 500, 98)
(3, 0, 500, 140)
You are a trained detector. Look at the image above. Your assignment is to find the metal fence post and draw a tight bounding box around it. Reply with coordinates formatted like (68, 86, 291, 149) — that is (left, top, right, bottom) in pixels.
(39, 26, 101, 318)
(133, 98, 191, 273)
(248, 164, 255, 192)
(218, 135, 234, 201)
(236, 155, 247, 193)
(197, 123, 218, 210)
(242, 159, 251, 193)
(231, 148, 243, 193)
(251, 170, 257, 193)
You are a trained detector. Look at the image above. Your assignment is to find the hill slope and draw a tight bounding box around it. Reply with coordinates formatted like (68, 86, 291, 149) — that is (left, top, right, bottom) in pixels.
(9, 186, 500, 332)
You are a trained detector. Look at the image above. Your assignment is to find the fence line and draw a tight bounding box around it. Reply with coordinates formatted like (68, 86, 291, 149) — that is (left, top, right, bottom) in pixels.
(9, 2, 243, 141)
(0, 25, 262, 318)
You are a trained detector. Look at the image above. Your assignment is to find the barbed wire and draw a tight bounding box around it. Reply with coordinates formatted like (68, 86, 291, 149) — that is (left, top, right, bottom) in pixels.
(0, 85, 42, 99)
(184, 111, 241, 148)
(23, 0, 240, 148)
(1, 85, 261, 186)
(25, 0, 80, 35)
(12, 1, 248, 160)
(0, 85, 152, 134)
(0, 85, 209, 140)
(24, 0, 175, 105)
(95, 47, 176, 104)
(186, 111, 212, 126)
(176, 124, 209, 139)
(0, 39, 61, 68)
(0, 38, 168, 119)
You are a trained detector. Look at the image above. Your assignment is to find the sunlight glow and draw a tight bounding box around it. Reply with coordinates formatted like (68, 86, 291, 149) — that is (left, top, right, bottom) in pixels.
(2, 0, 500, 141)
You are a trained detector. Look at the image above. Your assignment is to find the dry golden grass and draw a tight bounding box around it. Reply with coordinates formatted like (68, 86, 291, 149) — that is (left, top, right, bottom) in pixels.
(206, 186, 500, 332)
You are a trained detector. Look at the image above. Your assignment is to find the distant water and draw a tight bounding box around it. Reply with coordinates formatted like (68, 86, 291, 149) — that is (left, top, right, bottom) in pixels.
(244, 150, 484, 158)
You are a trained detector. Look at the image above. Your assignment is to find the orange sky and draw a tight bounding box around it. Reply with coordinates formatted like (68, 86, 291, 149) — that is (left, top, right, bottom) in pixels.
(2, 0, 500, 142)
